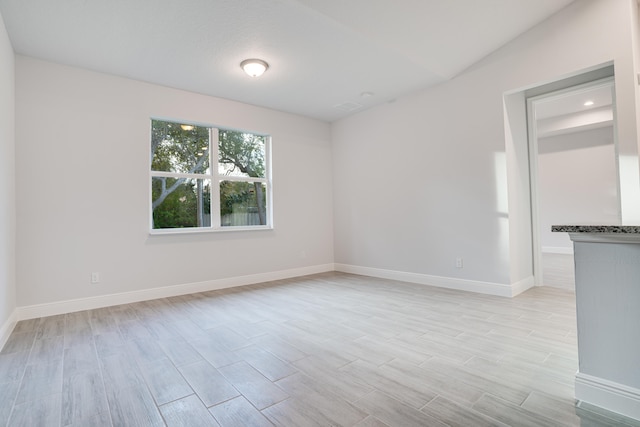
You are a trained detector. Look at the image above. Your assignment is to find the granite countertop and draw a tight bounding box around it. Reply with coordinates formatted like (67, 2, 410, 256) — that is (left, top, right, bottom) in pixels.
(551, 225, 640, 233)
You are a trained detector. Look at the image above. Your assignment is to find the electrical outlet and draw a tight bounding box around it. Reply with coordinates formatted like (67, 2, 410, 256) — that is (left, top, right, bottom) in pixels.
(455, 257, 463, 268)
(91, 272, 100, 284)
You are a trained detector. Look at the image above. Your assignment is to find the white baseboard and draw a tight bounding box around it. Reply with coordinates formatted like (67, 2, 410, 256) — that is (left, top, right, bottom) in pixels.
(542, 246, 574, 255)
(13, 262, 535, 322)
(16, 264, 335, 321)
(576, 372, 640, 421)
(0, 309, 17, 350)
(334, 263, 528, 297)
(511, 276, 535, 296)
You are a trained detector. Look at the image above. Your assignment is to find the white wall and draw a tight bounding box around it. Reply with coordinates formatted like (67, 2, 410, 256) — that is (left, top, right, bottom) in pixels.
(538, 127, 619, 252)
(0, 12, 16, 341)
(15, 57, 334, 310)
(332, 0, 640, 292)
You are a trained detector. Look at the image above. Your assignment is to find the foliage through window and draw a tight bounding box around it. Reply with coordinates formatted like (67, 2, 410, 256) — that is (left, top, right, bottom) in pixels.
(150, 119, 271, 231)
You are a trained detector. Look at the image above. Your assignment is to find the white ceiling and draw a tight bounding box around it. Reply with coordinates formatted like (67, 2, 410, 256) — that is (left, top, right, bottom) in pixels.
(535, 85, 613, 120)
(534, 83, 614, 137)
(0, 0, 575, 122)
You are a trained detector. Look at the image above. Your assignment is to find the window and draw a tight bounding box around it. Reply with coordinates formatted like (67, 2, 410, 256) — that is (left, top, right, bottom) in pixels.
(150, 119, 271, 232)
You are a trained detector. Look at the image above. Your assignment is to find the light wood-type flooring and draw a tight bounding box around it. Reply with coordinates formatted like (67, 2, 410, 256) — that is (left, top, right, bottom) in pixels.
(1, 272, 638, 427)
(542, 253, 575, 291)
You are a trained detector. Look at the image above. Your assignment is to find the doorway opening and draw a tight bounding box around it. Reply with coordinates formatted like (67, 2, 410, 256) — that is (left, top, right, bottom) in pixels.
(526, 78, 620, 289)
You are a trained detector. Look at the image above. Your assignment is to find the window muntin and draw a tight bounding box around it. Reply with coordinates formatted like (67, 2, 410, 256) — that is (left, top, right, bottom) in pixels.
(150, 119, 271, 232)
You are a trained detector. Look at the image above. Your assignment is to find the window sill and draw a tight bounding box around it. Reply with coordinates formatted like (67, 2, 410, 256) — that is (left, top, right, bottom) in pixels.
(149, 225, 273, 236)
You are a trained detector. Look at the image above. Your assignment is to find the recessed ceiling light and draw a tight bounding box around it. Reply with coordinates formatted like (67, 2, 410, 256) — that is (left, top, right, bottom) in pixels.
(241, 59, 269, 77)
(584, 100, 594, 106)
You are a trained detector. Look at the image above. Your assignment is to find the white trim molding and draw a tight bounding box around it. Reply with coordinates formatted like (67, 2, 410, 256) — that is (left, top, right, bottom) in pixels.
(16, 264, 335, 321)
(0, 309, 18, 350)
(334, 264, 533, 297)
(575, 372, 640, 421)
(569, 232, 640, 244)
(542, 246, 574, 255)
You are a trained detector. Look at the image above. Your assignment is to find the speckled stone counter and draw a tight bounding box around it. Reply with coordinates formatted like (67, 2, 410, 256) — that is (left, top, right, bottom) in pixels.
(553, 225, 640, 420)
(551, 225, 640, 234)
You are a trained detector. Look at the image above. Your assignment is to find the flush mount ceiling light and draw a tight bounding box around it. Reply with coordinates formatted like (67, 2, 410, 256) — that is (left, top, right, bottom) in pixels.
(241, 59, 269, 77)
(584, 100, 594, 106)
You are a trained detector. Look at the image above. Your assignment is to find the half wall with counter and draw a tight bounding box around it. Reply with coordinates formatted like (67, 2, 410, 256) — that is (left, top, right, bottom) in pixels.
(552, 225, 640, 421)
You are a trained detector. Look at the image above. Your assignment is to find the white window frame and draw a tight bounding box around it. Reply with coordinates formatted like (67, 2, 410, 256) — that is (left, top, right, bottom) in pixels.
(149, 119, 273, 234)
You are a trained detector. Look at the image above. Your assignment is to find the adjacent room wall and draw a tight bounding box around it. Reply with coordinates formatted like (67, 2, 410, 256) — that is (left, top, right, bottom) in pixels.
(331, 0, 640, 294)
(0, 12, 16, 343)
(538, 126, 619, 253)
(15, 57, 334, 313)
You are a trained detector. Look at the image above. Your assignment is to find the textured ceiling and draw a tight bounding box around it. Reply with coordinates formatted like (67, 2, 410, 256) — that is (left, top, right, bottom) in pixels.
(0, 0, 575, 122)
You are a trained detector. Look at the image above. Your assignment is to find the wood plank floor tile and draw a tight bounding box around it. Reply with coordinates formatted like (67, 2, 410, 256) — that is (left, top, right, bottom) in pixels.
(138, 358, 193, 406)
(159, 394, 220, 427)
(189, 337, 241, 368)
(353, 390, 447, 427)
(292, 356, 374, 403)
(0, 350, 30, 382)
(157, 338, 203, 367)
(178, 360, 240, 407)
(100, 352, 146, 393)
(64, 311, 92, 335)
(209, 396, 273, 427)
(4, 272, 634, 427)
(0, 380, 20, 424)
(340, 359, 438, 409)
(275, 373, 368, 426)
(261, 397, 327, 427)
(64, 329, 96, 349)
(65, 411, 113, 427)
(106, 383, 165, 427)
(61, 370, 109, 425)
(472, 393, 566, 427)
(15, 358, 63, 404)
(0, 331, 36, 355)
(575, 403, 640, 427)
(94, 331, 127, 359)
(421, 395, 508, 427)
(521, 391, 583, 426)
(465, 356, 574, 399)
(125, 336, 167, 365)
(28, 336, 64, 365)
(8, 393, 62, 427)
(249, 334, 308, 363)
(63, 343, 100, 374)
(12, 319, 40, 334)
(205, 326, 253, 351)
(381, 358, 485, 407)
(236, 345, 298, 382)
(218, 361, 289, 410)
(89, 309, 119, 335)
(420, 357, 531, 405)
(36, 314, 66, 340)
(353, 416, 392, 427)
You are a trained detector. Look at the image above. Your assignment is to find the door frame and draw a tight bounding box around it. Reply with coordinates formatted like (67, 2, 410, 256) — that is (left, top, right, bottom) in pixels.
(526, 77, 619, 285)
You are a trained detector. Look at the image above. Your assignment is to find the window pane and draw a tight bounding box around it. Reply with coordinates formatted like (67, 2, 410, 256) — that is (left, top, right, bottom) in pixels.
(218, 129, 266, 178)
(151, 120, 210, 174)
(220, 181, 267, 227)
(152, 177, 211, 229)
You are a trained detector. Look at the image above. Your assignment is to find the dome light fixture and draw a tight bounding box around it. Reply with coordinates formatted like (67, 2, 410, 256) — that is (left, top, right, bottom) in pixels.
(241, 59, 269, 77)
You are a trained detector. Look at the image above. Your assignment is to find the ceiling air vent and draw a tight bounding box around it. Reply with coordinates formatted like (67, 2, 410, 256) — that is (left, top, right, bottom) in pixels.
(333, 102, 363, 112)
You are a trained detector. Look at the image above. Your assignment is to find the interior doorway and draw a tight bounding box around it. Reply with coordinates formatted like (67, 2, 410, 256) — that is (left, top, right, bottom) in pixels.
(527, 78, 620, 289)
